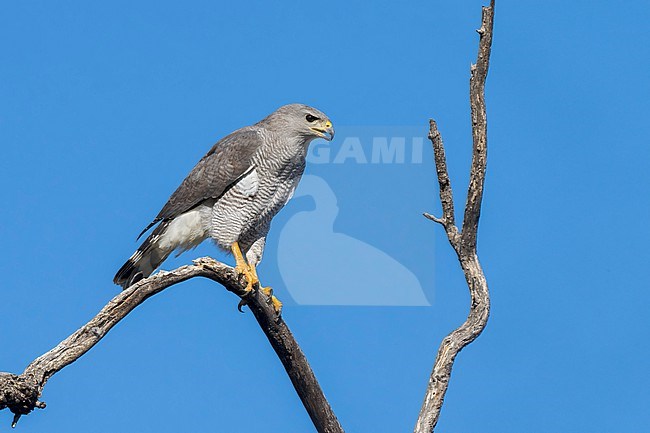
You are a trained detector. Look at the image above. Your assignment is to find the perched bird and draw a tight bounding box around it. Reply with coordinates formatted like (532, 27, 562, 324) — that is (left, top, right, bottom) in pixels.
(114, 104, 334, 311)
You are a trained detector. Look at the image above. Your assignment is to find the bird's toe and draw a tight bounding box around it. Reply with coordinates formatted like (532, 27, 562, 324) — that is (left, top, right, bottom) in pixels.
(270, 295, 283, 314)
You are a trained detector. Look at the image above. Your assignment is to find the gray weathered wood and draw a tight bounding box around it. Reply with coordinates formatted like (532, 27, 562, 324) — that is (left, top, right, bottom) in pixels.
(416, 1, 495, 432)
(0, 258, 343, 433)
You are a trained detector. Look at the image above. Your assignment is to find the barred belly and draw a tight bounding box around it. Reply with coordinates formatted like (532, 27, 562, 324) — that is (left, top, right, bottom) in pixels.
(209, 167, 300, 251)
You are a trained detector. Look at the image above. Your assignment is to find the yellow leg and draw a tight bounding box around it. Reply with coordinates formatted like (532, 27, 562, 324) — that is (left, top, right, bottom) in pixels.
(231, 242, 281, 314)
(231, 241, 257, 292)
(250, 264, 283, 314)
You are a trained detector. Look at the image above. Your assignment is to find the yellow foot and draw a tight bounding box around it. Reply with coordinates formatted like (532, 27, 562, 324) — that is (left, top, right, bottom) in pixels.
(260, 286, 282, 314)
(231, 241, 280, 314)
(235, 263, 257, 293)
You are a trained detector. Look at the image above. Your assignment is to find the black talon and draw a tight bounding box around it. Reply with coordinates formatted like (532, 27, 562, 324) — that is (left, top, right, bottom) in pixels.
(237, 280, 258, 312)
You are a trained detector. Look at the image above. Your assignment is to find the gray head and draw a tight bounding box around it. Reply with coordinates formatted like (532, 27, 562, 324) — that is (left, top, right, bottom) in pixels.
(257, 103, 334, 141)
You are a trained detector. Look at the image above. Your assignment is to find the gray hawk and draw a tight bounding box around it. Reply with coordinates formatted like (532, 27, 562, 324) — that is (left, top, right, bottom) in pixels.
(114, 103, 334, 311)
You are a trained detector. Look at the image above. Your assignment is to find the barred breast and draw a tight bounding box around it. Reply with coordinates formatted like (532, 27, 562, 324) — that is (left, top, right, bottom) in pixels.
(209, 133, 307, 252)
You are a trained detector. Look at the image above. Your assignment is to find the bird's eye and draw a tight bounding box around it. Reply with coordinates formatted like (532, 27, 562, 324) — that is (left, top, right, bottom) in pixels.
(305, 114, 319, 123)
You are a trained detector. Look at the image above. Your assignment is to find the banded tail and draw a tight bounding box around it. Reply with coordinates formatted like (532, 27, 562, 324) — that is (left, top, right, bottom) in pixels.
(114, 207, 210, 289)
(113, 221, 173, 289)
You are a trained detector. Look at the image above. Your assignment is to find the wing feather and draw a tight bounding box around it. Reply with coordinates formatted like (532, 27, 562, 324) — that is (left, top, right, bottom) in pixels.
(137, 127, 262, 239)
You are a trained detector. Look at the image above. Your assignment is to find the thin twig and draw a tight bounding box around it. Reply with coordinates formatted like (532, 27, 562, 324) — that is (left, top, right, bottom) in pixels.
(422, 212, 445, 225)
(415, 1, 495, 432)
(0, 258, 344, 433)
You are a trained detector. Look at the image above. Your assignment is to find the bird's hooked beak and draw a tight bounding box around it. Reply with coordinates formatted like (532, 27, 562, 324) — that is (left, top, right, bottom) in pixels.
(310, 120, 335, 141)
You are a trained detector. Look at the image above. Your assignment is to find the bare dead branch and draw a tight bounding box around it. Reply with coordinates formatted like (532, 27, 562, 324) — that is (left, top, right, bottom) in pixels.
(0, 258, 343, 433)
(415, 1, 495, 432)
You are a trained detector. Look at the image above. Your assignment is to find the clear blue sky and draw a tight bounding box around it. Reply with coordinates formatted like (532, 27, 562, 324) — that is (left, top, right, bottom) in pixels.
(1, 1, 649, 432)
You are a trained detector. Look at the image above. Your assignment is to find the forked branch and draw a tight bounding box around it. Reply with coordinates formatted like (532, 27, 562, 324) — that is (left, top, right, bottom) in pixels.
(416, 1, 495, 432)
